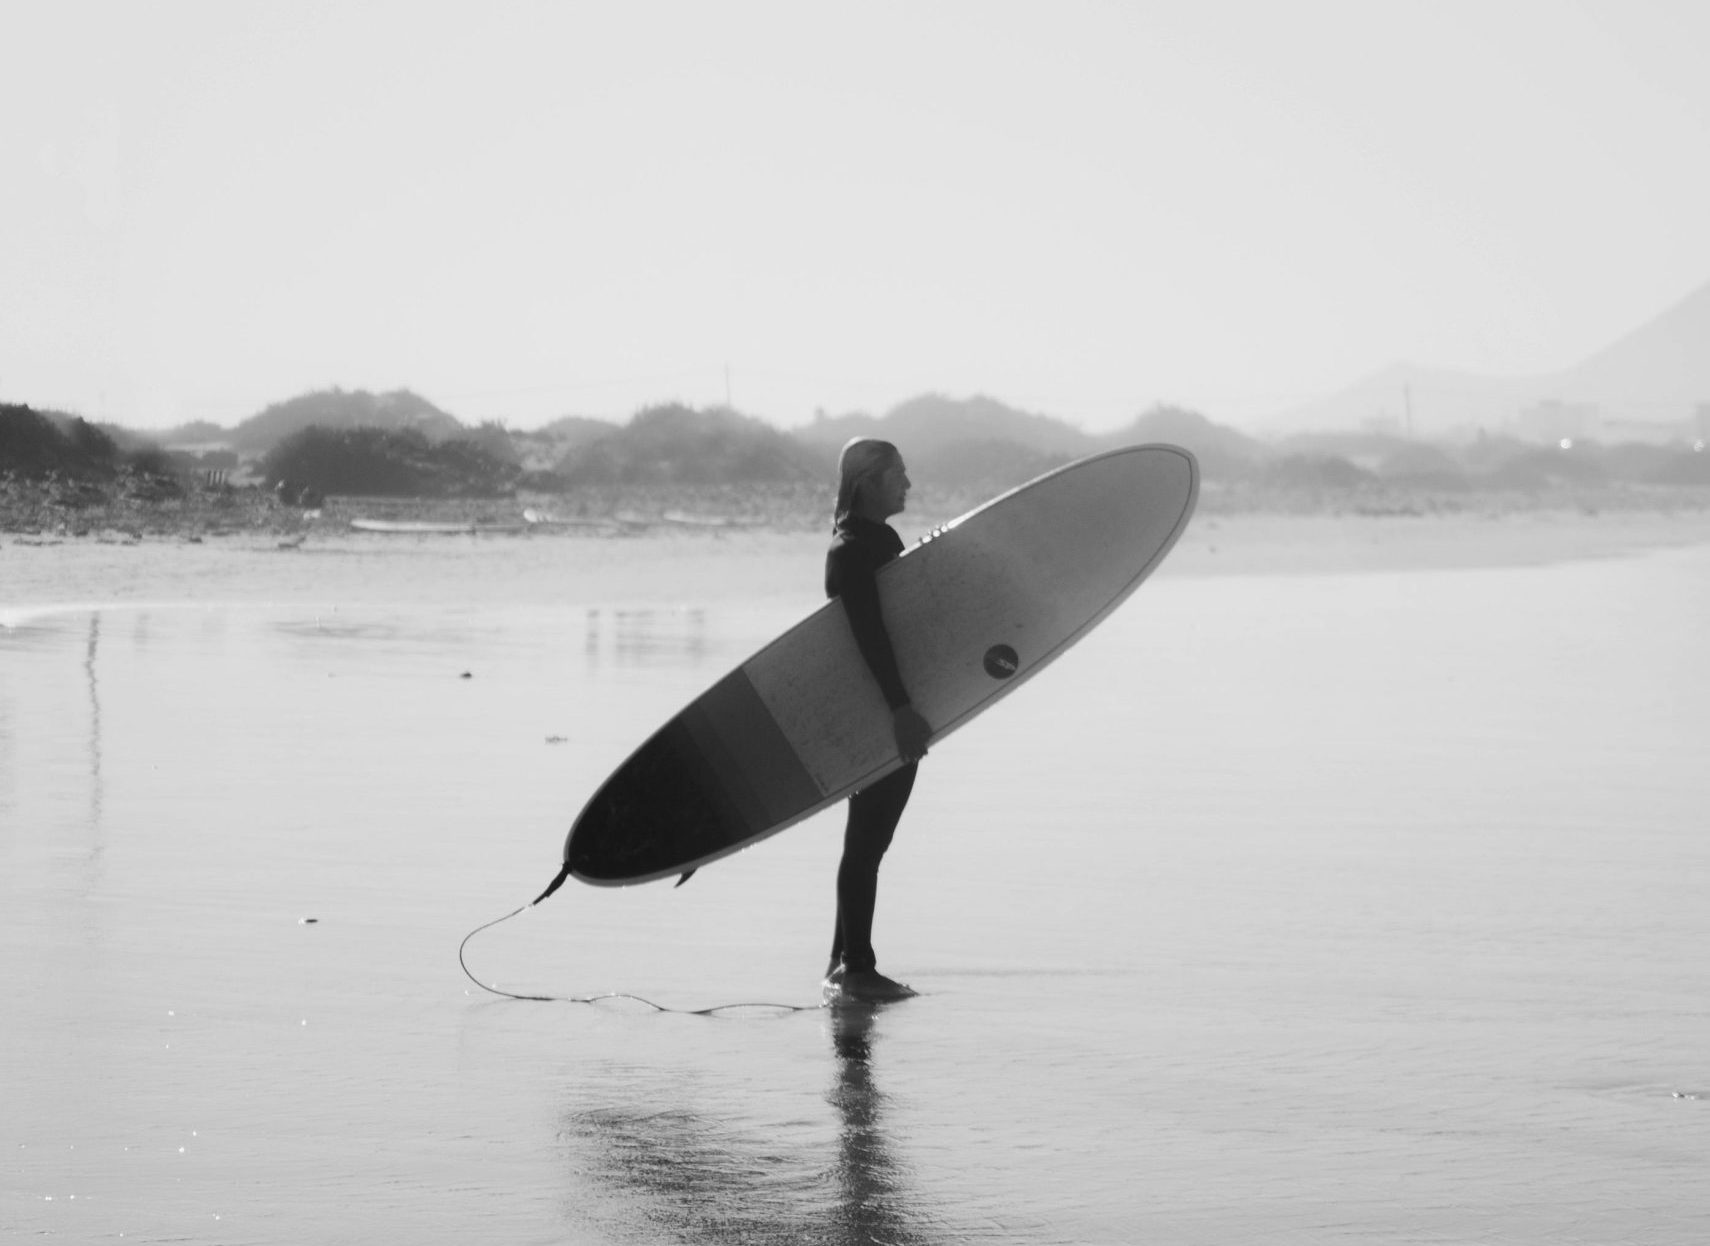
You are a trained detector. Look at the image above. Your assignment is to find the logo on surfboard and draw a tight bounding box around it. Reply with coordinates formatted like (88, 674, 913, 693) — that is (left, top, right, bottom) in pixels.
(982, 643, 1019, 679)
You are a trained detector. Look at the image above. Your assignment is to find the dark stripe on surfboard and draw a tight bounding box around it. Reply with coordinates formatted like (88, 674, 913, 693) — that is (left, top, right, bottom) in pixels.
(567, 669, 823, 882)
(678, 669, 823, 830)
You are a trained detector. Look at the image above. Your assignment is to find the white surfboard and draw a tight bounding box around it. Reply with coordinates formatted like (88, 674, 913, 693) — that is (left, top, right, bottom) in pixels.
(565, 444, 1199, 885)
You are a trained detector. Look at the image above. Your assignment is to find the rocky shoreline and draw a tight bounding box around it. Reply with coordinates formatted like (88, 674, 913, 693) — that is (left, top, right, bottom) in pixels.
(0, 476, 837, 542)
(3, 471, 1706, 545)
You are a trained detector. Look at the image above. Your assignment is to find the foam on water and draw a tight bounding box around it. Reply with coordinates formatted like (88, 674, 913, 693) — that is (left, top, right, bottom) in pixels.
(3, 539, 1708, 1243)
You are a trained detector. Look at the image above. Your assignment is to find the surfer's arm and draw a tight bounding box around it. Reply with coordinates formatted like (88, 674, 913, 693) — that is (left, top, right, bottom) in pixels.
(834, 556, 913, 711)
(829, 540, 931, 761)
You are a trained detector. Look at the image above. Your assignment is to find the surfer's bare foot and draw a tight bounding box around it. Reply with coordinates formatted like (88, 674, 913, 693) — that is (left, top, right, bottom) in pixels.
(840, 969, 917, 1002)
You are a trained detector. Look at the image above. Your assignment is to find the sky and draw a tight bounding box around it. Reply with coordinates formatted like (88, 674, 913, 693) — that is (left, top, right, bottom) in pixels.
(3, 0, 1708, 434)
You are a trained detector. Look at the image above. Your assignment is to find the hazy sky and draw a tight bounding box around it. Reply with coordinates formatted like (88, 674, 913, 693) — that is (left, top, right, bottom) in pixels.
(4, 0, 1707, 433)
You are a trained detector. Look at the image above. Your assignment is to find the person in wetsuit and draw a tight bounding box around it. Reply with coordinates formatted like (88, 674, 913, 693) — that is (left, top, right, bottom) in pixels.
(823, 438, 932, 1003)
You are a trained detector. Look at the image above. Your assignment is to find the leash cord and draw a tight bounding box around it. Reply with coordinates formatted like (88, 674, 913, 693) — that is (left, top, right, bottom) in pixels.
(457, 871, 819, 1017)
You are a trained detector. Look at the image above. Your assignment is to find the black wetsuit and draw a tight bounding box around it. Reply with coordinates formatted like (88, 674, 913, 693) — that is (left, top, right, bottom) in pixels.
(825, 516, 917, 975)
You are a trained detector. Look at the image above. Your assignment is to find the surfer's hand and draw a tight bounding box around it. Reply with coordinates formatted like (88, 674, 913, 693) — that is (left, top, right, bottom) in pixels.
(893, 706, 931, 762)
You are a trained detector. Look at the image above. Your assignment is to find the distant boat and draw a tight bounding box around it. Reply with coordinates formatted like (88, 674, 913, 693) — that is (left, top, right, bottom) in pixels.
(349, 518, 473, 533)
(660, 509, 763, 529)
(348, 518, 527, 534)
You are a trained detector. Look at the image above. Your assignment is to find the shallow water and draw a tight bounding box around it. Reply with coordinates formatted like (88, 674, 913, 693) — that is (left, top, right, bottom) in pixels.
(4, 538, 1708, 1244)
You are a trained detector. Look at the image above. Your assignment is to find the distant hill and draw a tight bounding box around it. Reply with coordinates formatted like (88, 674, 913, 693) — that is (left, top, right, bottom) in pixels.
(1559, 281, 1710, 417)
(1, 405, 121, 478)
(0, 403, 178, 483)
(261, 426, 517, 498)
(13, 384, 1708, 507)
(64, 383, 1274, 497)
(1097, 405, 1269, 478)
(560, 404, 821, 485)
(542, 393, 1278, 496)
(792, 394, 1282, 493)
(1268, 362, 1537, 439)
(150, 419, 229, 448)
(230, 388, 464, 454)
(793, 392, 1096, 493)
(536, 414, 620, 446)
(1268, 279, 1710, 438)
(796, 393, 1090, 456)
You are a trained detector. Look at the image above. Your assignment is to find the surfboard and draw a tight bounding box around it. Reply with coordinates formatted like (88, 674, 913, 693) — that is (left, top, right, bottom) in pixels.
(564, 444, 1199, 886)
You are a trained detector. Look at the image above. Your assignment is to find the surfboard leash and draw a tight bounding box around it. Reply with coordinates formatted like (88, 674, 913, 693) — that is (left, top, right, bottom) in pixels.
(457, 868, 819, 1016)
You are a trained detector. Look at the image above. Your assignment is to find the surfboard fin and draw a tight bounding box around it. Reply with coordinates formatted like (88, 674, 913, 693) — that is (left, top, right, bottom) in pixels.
(674, 869, 697, 888)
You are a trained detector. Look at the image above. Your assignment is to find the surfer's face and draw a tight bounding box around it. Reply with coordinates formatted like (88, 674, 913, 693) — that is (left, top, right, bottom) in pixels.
(870, 457, 910, 518)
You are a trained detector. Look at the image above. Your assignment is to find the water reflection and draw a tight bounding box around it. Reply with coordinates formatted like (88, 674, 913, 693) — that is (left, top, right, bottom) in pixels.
(85, 613, 104, 837)
(824, 1004, 935, 1246)
(273, 617, 403, 642)
(561, 1010, 939, 1245)
(583, 608, 712, 669)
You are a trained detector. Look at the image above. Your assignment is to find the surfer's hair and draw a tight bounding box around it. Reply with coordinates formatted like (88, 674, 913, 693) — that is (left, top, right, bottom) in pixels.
(834, 438, 901, 526)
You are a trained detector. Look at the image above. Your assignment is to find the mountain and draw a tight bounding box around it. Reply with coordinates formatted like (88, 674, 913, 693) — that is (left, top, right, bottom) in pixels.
(509, 414, 619, 474)
(792, 392, 1297, 492)
(0, 403, 182, 482)
(148, 419, 228, 448)
(534, 414, 620, 447)
(792, 392, 1097, 491)
(559, 404, 821, 485)
(1, 405, 121, 478)
(1096, 405, 1269, 478)
(1267, 279, 1710, 439)
(1558, 281, 1710, 419)
(54, 383, 1274, 495)
(1267, 362, 1538, 439)
(229, 388, 464, 454)
(261, 426, 519, 499)
(795, 393, 1091, 457)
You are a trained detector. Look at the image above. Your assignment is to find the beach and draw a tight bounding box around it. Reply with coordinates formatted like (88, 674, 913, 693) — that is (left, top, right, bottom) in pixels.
(4, 509, 1709, 1244)
(7, 504, 1710, 613)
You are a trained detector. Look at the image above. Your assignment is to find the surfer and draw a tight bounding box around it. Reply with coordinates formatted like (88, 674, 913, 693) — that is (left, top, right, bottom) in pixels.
(823, 438, 932, 1003)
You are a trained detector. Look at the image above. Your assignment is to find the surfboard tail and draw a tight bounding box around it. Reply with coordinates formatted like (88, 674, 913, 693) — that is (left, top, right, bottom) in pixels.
(531, 862, 572, 906)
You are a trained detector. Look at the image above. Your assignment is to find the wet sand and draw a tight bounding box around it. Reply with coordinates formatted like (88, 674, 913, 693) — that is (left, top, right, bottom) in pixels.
(4, 512, 1709, 1244)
